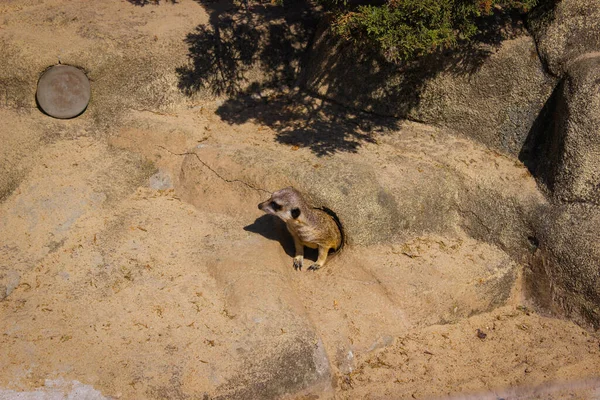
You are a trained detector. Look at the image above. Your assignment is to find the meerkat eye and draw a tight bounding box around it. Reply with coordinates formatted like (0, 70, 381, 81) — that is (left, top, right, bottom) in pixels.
(291, 208, 301, 219)
(270, 201, 282, 211)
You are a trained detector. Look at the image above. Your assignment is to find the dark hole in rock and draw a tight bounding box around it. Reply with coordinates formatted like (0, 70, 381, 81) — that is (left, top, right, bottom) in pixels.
(36, 64, 91, 119)
(527, 236, 539, 250)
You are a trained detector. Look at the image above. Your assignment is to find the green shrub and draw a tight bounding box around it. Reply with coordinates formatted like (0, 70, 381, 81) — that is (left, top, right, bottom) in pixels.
(320, 0, 538, 61)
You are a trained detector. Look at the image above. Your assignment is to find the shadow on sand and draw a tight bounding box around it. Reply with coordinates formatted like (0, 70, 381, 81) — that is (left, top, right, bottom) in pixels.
(129, 0, 538, 156)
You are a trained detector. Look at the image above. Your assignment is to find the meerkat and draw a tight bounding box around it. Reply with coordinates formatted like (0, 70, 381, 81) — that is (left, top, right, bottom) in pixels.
(258, 187, 343, 271)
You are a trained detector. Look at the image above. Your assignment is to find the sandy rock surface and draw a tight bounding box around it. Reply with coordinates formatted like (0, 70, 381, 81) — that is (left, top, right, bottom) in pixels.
(1, 1, 599, 399)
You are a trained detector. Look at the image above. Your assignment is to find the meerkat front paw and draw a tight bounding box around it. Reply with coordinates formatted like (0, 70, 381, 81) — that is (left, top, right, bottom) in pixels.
(293, 256, 303, 271)
(307, 263, 321, 271)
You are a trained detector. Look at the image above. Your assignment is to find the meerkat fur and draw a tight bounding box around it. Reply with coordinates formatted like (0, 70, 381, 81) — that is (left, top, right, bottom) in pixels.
(258, 187, 342, 271)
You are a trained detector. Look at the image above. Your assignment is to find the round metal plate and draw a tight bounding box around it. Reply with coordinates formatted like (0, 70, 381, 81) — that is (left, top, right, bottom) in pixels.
(36, 65, 91, 119)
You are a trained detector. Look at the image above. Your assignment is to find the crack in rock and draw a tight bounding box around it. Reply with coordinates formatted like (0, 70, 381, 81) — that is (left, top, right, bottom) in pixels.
(157, 145, 272, 195)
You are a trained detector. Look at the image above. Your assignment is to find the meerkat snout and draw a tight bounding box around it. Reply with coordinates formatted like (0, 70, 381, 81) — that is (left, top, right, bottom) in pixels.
(258, 187, 342, 271)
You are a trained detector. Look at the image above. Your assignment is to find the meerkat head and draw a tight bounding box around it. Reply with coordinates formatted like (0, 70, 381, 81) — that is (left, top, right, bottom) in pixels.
(258, 187, 304, 222)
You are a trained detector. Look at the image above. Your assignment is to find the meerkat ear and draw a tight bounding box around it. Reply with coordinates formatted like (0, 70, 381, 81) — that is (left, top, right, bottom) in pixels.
(291, 208, 301, 219)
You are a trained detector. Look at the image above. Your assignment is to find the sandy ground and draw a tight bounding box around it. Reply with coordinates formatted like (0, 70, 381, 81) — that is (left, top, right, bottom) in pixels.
(1, 1, 599, 399)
